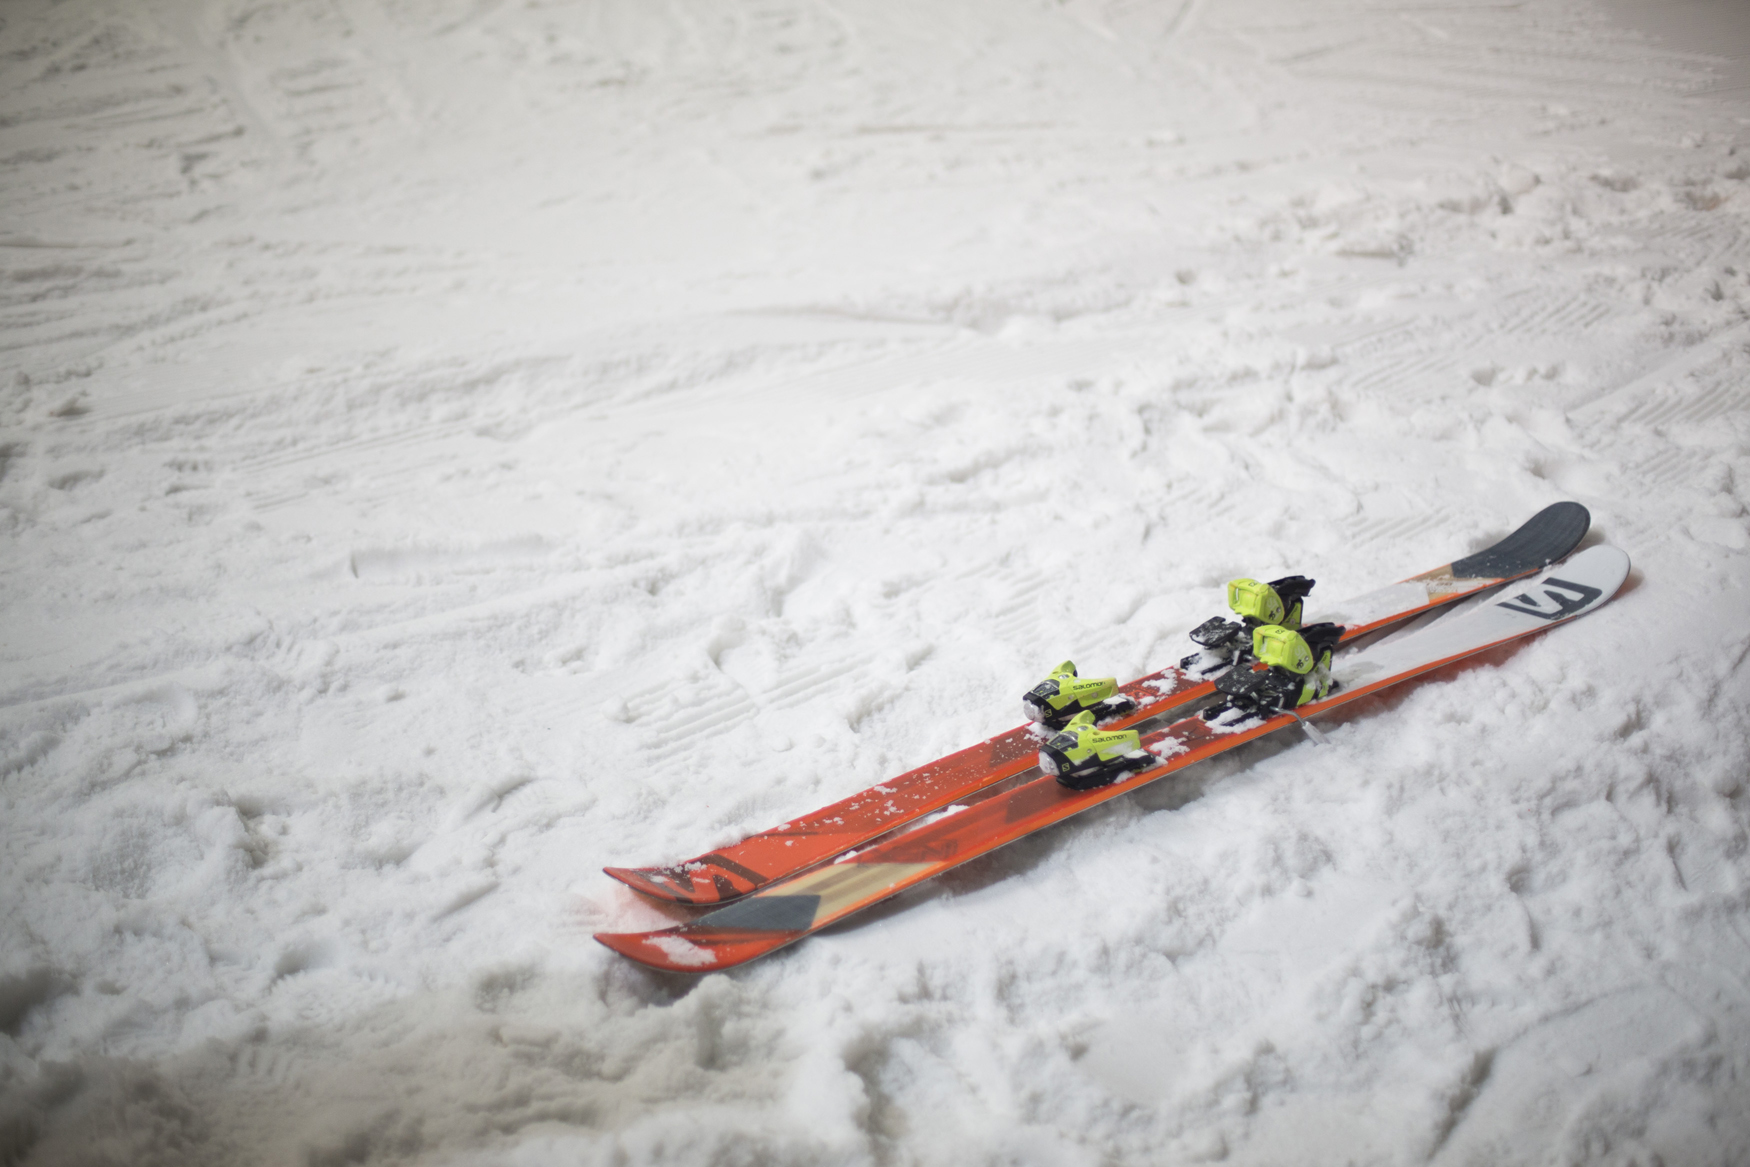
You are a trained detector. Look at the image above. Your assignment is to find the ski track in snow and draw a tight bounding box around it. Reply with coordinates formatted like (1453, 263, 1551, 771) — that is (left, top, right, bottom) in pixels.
(3, 0, 1750, 1163)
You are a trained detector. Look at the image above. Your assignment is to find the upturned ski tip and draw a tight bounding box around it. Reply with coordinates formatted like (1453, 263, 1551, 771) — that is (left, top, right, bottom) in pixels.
(1448, 501, 1590, 579)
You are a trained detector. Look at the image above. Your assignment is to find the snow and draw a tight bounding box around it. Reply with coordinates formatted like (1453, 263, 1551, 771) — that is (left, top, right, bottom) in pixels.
(3, 0, 1750, 1163)
(647, 937, 719, 971)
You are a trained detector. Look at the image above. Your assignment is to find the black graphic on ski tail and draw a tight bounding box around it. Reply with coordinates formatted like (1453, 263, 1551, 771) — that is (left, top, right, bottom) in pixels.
(1449, 501, 1590, 579)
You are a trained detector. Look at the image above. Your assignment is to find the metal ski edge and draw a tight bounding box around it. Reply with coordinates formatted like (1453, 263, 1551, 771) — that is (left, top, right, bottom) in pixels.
(602, 502, 1593, 907)
(594, 545, 1628, 973)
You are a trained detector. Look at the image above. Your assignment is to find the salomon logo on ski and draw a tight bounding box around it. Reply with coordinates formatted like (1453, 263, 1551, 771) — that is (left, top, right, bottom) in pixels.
(1494, 577, 1601, 621)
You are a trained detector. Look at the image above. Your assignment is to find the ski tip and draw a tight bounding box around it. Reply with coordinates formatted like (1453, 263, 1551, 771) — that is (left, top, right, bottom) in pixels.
(1538, 500, 1591, 552)
(1468, 544, 1629, 630)
(1556, 543, 1631, 600)
(1451, 501, 1591, 580)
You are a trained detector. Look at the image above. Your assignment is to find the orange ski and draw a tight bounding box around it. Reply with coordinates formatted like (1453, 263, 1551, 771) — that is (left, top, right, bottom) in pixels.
(604, 503, 1590, 906)
(597, 545, 1628, 972)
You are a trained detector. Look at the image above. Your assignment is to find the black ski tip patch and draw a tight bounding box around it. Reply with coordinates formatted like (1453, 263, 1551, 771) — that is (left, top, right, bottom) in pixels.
(1450, 502, 1590, 580)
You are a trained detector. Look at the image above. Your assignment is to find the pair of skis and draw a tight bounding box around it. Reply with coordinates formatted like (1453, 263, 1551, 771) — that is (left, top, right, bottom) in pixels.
(597, 504, 1624, 972)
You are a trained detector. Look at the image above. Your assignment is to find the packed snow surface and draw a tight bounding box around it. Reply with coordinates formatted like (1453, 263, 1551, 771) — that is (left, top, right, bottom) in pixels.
(4, 1, 1750, 1164)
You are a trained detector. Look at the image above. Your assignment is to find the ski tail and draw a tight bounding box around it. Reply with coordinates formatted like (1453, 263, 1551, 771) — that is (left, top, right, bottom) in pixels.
(595, 546, 1629, 973)
(602, 854, 770, 905)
